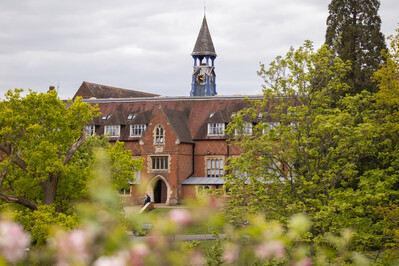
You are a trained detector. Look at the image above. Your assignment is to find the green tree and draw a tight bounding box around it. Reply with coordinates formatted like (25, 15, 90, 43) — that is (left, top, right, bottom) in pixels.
(0, 89, 143, 244)
(225, 41, 398, 250)
(372, 27, 399, 248)
(325, 0, 386, 94)
(0, 89, 142, 212)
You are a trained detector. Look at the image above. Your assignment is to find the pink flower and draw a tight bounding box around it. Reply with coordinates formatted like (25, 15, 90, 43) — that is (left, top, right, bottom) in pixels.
(53, 229, 90, 265)
(223, 249, 238, 263)
(295, 257, 313, 266)
(0, 220, 31, 263)
(254, 241, 286, 260)
(129, 243, 150, 266)
(190, 250, 206, 266)
(168, 209, 192, 227)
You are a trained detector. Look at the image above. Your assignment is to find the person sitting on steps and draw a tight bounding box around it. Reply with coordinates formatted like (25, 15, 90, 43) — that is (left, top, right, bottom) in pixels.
(143, 194, 151, 207)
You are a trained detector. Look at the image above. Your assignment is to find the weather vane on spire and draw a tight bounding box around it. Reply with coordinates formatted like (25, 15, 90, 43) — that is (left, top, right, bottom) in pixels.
(204, 0, 206, 16)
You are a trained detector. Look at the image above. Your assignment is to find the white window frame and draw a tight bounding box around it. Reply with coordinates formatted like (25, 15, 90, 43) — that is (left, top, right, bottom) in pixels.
(130, 124, 146, 137)
(84, 125, 95, 136)
(235, 122, 252, 135)
(263, 122, 280, 134)
(207, 123, 225, 136)
(206, 157, 224, 177)
(104, 125, 121, 137)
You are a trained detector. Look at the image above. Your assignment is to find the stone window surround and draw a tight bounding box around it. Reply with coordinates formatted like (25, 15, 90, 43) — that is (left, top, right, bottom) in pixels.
(205, 156, 225, 178)
(148, 154, 171, 173)
(154, 124, 165, 145)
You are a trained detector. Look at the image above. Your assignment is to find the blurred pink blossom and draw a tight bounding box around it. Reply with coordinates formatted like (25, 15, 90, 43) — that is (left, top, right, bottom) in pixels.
(223, 249, 238, 263)
(53, 229, 90, 266)
(0, 220, 30, 263)
(254, 241, 286, 259)
(295, 257, 313, 266)
(168, 209, 192, 227)
(190, 249, 206, 266)
(130, 243, 150, 266)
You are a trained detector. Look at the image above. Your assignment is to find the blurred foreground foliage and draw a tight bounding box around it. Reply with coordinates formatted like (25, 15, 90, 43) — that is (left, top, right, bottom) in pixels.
(0, 150, 398, 265)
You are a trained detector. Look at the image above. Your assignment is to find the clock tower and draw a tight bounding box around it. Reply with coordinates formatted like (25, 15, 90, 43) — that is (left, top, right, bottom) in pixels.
(190, 16, 217, 96)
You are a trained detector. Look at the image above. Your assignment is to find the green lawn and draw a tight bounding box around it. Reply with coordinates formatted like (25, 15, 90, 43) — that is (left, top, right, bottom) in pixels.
(148, 207, 224, 235)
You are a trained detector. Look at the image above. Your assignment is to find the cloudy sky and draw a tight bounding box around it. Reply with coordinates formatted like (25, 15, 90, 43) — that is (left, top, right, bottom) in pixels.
(0, 0, 397, 99)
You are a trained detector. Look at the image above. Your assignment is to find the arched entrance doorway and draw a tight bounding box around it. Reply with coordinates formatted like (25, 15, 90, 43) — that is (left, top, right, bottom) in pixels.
(148, 176, 171, 204)
(154, 179, 167, 203)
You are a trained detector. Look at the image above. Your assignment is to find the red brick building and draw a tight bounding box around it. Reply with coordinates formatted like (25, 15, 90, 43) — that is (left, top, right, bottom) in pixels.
(75, 84, 262, 205)
(73, 16, 264, 205)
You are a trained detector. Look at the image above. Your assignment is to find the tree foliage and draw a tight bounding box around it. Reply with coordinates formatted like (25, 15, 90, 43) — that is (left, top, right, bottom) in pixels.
(0, 89, 143, 243)
(225, 40, 399, 250)
(325, 0, 386, 94)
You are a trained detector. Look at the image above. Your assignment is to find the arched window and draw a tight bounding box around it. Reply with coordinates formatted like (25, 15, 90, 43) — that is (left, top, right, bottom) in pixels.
(155, 125, 164, 144)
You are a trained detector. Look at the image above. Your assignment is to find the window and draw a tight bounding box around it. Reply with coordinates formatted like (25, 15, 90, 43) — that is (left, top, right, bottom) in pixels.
(130, 124, 146, 137)
(84, 125, 95, 136)
(155, 125, 164, 144)
(206, 157, 224, 177)
(207, 123, 225, 136)
(263, 122, 280, 134)
(102, 114, 111, 121)
(119, 188, 130, 195)
(151, 156, 169, 170)
(127, 113, 137, 120)
(235, 122, 252, 135)
(104, 125, 120, 137)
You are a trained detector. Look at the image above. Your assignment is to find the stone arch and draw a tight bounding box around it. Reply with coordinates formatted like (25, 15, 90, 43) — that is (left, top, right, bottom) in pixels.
(147, 175, 171, 205)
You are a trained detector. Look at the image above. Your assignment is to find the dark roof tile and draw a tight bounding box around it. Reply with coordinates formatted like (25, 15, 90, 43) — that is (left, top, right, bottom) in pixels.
(73, 81, 159, 100)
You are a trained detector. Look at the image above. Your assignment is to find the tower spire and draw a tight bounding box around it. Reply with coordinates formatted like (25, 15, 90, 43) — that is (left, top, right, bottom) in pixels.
(190, 15, 217, 96)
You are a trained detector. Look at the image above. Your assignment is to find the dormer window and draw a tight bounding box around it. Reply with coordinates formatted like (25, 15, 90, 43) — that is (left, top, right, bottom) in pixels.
(130, 124, 147, 137)
(235, 122, 252, 135)
(84, 125, 96, 136)
(208, 123, 225, 136)
(155, 125, 164, 144)
(104, 125, 120, 137)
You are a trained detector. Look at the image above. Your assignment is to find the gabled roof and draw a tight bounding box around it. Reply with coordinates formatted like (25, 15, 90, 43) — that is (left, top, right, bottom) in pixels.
(192, 16, 217, 57)
(86, 96, 260, 140)
(73, 81, 159, 100)
(162, 108, 193, 144)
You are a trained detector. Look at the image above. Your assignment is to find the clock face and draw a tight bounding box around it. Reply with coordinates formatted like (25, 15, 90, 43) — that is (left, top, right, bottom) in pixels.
(196, 73, 206, 84)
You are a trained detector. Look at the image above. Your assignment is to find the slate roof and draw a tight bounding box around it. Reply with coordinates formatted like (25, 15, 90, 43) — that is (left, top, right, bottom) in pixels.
(182, 177, 225, 185)
(73, 81, 159, 100)
(192, 16, 217, 57)
(162, 107, 194, 143)
(74, 82, 294, 142)
(86, 96, 260, 141)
